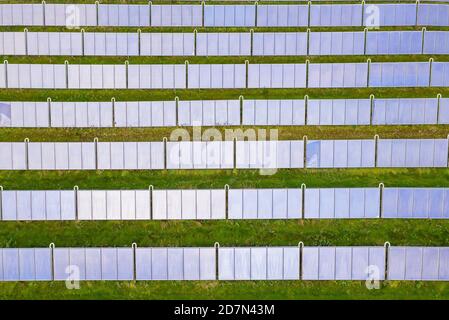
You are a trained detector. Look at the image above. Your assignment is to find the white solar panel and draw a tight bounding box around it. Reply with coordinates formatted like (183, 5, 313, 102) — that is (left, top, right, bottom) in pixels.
(228, 188, 301, 220)
(178, 100, 240, 126)
(306, 140, 375, 168)
(372, 98, 438, 125)
(128, 64, 186, 89)
(196, 33, 251, 56)
(431, 62, 449, 87)
(235, 140, 304, 169)
(204, 5, 255, 27)
(308, 63, 368, 88)
(135, 247, 215, 281)
(303, 246, 385, 280)
(2, 190, 75, 220)
(424, 31, 449, 54)
(377, 139, 448, 168)
(151, 189, 225, 220)
(309, 32, 365, 56)
(248, 64, 306, 88)
(43, 4, 97, 27)
(0, 32, 26, 55)
(0, 142, 27, 170)
(257, 5, 308, 27)
(307, 99, 370, 125)
(4, 102, 49, 128)
(417, 4, 449, 26)
(253, 32, 307, 56)
(366, 31, 422, 55)
(311, 4, 362, 27)
(383, 188, 449, 219)
(243, 99, 305, 125)
(188, 64, 246, 89)
(167, 141, 233, 169)
(151, 5, 202, 27)
(218, 247, 300, 280)
(369, 62, 430, 87)
(367, 4, 416, 27)
(140, 33, 194, 56)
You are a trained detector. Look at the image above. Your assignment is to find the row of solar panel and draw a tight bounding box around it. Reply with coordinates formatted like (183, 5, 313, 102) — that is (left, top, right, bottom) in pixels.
(1, 187, 447, 221)
(1, 62, 448, 88)
(2, 30, 449, 56)
(0, 3, 448, 27)
(2, 98, 449, 128)
(0, 139, 447, 170)
(0, 246, 448, 281)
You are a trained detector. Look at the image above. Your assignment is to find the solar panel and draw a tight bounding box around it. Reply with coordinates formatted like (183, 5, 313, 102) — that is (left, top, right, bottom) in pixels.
(178, 100, 240, 126)
(104, 191, 120, 220)
(307, 99, 370, 125)
(0, 4, 101, 26)
(204, 5, 255, 27)
(377, 139, 448, 168)
(235, 140, 304, 169)
(151, 5, 202, 27)
(228, 188, 301, 220)
(310, 4, 362, 27)
(151, 189, 225, 220)
(137, 101, 158, 126)
(257, 5, 307, 27)
(0, 142, 26, 170)
(188, 64, 245, 89)
(383, 188, 449, 218)
(431, 62, 449, 87)
(140, 33, 194, 56)
(418, 4, 449, 26)
(50, 102, 113, 127)
(2, 190, 75, 220)
(372, 98, 438, 125)
(261, 32, 307, 56)
(309, 32, 364, 56)
(100, 248, 119, 280)
(123, 64, 187, 89)
(2, 249, 19, 281)
(248, 64, 306, 88)
(1, 32, 26, 55)
(4, 102, 48, 127)
(306, 140, 375, 168)
(167, 248, 184, 280)
(167, 141, 233, 169)
(196, 33, 250, 56)
(135, 247, 215, 280)
(308, 63, 368, 88)
(366, 31, 422, 55)
(367, 4, 416, 27)
(218, 247, 299, 280)
(424, 31, 449, 54)
(80, 248, 98, 280)
(302, 246, 385, 280)
(369, 62, 430, 87)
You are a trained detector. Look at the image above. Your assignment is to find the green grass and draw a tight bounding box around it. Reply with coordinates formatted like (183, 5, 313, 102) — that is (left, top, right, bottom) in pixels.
(2, 54, 449, 65)
(1, 281, 449, 300)
(2, 168, 449, 189)
(1, 219, 449, 247)
(1, 88, 448, 102)
(1, 125, 449, 142)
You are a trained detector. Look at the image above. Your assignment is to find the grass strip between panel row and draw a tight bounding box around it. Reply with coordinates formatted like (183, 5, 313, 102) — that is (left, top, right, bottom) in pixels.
(1, 168, 449, 189)
(1, 280, 449, 300)
(1, 88, 449, 101)
(1, 219, 449, 247)
(1, 125, 449, 142)
(2, 55, 449, 64)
